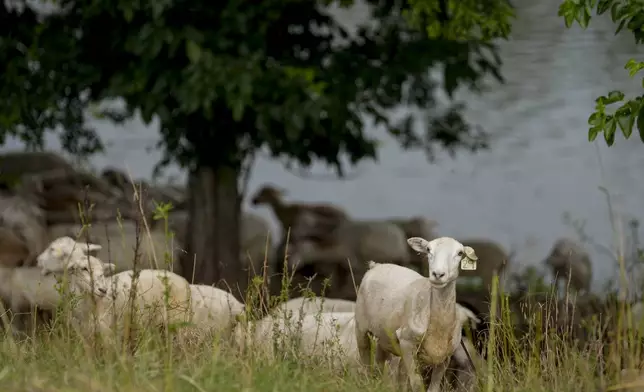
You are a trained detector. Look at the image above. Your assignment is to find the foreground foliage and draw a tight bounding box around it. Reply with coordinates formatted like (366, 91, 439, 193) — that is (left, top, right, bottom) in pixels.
(559, 0, 644, 145)
(2, 284, 644, 392)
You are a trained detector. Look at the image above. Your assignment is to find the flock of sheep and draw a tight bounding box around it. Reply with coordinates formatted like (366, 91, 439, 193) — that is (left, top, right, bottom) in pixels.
(30, 233, 485, 392)
(249, 184, 594, 299)
(0, 151, 619, 391)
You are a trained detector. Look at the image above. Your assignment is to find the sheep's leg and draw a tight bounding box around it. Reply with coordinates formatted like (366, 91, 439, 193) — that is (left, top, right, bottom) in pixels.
(8, 302, 28, 337)
(356, 331, 388, 375)
(357, 330, 373, 367)
(426, 361, 447, 392)
(398, 339, 425, 392)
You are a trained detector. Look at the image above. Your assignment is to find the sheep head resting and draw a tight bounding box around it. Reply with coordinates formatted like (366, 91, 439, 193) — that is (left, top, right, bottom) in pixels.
(37, 236, 115, 278)
(38, 252, 112, 298)
(407, 236, 478, 287)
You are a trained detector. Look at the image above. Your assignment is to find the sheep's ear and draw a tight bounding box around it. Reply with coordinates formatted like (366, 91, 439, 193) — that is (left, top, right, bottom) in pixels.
(79, 243, 102, 253)
(407, 237, 430, 253)
(102, 262, 116, 274)
(463, 246, 477, 261)
(460, 246, 478, 271)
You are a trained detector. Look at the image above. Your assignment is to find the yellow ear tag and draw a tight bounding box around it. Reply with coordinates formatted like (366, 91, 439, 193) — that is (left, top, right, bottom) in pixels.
(460, 258, 477, 271)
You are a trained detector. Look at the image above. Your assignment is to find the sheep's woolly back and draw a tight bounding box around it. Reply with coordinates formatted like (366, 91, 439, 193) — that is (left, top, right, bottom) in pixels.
(188, 284, 244, 337)
(272, 297, 356, 318)
(233, 311, 359, 370)
(107, 269, 192, 330)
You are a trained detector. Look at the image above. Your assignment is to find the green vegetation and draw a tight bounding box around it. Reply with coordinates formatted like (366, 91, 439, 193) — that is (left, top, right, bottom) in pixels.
(559, 0, 644, 145)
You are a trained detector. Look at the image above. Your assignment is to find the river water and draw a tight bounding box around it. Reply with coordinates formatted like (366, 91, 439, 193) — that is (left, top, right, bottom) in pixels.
(3, 0, 643, 290)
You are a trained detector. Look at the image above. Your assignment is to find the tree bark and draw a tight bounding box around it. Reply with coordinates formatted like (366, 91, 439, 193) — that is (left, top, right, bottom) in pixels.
(182, 164, 246, 300)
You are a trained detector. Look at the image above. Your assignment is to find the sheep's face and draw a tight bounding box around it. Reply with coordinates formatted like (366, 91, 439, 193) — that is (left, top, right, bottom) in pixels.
(42, 256, 114, 297)
(408, 236, 478, 288)
(37, 236, 102, 273)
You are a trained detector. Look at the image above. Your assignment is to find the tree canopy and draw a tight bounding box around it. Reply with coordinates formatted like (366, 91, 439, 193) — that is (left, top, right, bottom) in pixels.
(559, 0, 644, 145)
(0, 0, 513, 293)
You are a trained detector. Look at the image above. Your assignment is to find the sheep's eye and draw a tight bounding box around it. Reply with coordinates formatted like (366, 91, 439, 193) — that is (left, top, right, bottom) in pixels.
(457, 250, 464, 257)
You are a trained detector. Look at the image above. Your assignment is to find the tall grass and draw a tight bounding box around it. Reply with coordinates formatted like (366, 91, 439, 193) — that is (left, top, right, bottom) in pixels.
(2, 178, 644, 392)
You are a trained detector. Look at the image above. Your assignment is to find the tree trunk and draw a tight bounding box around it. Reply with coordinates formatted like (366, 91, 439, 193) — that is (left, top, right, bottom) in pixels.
(182, 164, 246, 300)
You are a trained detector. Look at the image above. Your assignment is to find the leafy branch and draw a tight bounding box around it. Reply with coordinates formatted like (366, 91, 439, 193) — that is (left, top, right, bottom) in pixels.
(558, 0, 644, 145)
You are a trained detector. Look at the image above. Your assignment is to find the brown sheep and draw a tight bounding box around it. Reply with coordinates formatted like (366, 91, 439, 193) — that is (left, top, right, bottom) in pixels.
(388, 217, 439, 271)
(0, 227, 31, 268)
(543, 237, 592, 294)
(0, 151, 115, 198)
(0, 191, 49, 267)
(251, 184, 348, 243)
(272, 210, 409, 300)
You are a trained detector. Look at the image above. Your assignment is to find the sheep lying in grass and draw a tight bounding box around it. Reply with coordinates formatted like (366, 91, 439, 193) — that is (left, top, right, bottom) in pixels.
(355, 236, 478, 392)
(271, 297, 356, 319)
(233, 311, 359, 371)
(189, 284, 245, 337)
(0, 264, 109, 335)
(0, 236, 112, 334)
(37, 237, 192, 338)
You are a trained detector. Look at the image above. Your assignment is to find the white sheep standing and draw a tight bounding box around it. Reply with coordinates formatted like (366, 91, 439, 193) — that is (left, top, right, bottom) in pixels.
(189, 284, 245, 337)
(37, 237, 192, 338)
(354, 236, 478, 392)
(271, 297, 356, 319)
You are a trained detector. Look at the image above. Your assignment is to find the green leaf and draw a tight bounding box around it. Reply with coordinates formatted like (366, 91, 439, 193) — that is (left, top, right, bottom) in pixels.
(123, 7, 133, 22)
(604, 116, 616, 146)
(606, 90, 625, 104)
(625, 59, 644, 77)
(637, 105, 644, 143)
(610, 3, 620, 23)
(231, 99, 244, 122)
(615, 18, 627, 35)
(185, 40, 202, 64)
(589, 125, 600, 142)
(615, 107, 633, 139)
(597, 0, 611, 15)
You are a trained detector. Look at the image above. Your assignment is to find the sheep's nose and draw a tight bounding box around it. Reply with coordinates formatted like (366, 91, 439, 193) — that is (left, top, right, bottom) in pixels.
(98, 287, 107, 295)
(432, 271, 446, 279)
